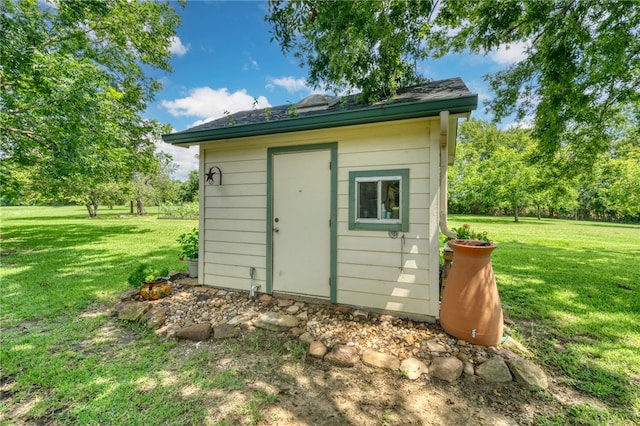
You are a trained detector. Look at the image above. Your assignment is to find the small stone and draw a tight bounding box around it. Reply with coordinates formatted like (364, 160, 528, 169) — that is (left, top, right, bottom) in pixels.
(176, 323, 211, 341)
(258, 294, 273, 305)
(120, 289, 140, 301)
(379, 315, 394, 323)
(296, 311, 308, 321)
(404, 335, 415, 346)
(216, 290, 228, 296)
(324, 345, 359, 368)
(277, 299, 294, 307)
(155, 324, 179, 339)
(289, 327, 305, 337)
(213, 324, 238, 339)
(463, 361, 475, 376)
(254, 312, 299, 332)
(362, 349, 400, 371)
(335, 306, 351, 314)
(299, 332, 314, 345)
(286, 305, 300, 314)
(400, 357, 429, 380)
(426, 338, 447, 353)
(507, 357, 548, 390)
(309, 341, 327, 359)
(476, 357, 512, 383)
(353, 310, 369, 320)
(430, 357, 463, 382)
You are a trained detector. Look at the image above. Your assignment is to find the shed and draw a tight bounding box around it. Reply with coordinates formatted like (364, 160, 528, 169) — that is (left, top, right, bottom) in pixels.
(163, 77, 477, 320)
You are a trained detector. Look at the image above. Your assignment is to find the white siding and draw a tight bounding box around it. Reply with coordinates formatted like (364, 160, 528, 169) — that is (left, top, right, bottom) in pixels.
(199, 117, 441, 317)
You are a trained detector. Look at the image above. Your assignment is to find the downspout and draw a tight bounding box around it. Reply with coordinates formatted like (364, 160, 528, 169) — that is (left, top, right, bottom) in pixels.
(439, 110, 457, 239)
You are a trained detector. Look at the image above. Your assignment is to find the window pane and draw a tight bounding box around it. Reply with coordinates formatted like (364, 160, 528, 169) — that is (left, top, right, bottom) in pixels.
(357, 181, 378, 219)
(382, 180, 400, 219)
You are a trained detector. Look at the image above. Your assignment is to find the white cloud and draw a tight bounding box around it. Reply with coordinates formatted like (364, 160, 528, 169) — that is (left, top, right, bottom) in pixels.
(169, 36, 190, 56)
(156, 139, 198, 181)
(489, 41, 530, 65)
(268, 76, 310, 93)
(160, 87, 271, 122)
(242, 57, 259, 71)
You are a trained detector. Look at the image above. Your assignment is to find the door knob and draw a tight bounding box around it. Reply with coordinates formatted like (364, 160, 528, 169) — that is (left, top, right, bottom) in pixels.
(273, 227, 279, 233)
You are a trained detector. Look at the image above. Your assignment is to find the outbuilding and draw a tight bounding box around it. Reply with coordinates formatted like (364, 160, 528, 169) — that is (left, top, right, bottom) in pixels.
(163, 77, 477, 320)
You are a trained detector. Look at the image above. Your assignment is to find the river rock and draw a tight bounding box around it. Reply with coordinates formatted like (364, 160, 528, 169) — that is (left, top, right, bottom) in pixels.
(309, 341, 328, 359)
(400, 357, 428, 380)
(254, 312, 299, 332)
(507, 357, 548, 390)
(213, 324, 239, 339)
(430, 356, 463, 382)
(176, 323, 211, 341)
(476, 357, 513, 382)
(362, 349, 400, 371)
(324, 345, 359, 367)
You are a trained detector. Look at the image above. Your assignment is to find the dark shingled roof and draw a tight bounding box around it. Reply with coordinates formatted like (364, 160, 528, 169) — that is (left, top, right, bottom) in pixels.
(163, 77, 476, 145)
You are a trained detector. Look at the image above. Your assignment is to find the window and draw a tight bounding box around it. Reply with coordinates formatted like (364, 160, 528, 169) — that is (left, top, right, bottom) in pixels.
(348, 169, 409, 231)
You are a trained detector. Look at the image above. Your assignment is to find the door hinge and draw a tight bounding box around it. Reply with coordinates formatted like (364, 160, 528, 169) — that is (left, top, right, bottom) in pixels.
(329, 277, 331, 287)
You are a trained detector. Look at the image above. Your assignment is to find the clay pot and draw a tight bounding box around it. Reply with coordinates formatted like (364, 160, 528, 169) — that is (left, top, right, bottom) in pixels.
(139, 280, 173, 300)
(439, 239, 503, 346)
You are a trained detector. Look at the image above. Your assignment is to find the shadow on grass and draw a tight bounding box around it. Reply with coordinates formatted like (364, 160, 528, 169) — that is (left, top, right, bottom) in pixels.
(493, 239, 639, 411)
(0, 222, 173, 324)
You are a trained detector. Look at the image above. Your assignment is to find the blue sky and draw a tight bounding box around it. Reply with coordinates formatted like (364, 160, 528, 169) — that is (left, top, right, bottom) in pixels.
(151, 1, 528, 179)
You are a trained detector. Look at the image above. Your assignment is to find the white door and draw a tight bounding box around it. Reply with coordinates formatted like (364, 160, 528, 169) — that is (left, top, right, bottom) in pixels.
(272, 149, 331, 298)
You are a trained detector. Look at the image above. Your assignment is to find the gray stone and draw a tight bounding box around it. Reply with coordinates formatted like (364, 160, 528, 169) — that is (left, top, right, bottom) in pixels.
(116, 301, 151, 321)
(213, 324, 238, 339)
(476, 357, 513, 383)
(285, 305, 300, 314)
(362, 349, 400, 371)
(324, 345, 359, 367)
(176, 323, 211, 341)
(430, 356, 463, 382)
(309, 341, 327, 359)
(277, 298, 294, 307)
(400, 357, 428, 380)
(353, 310, 369, 320)
(299, 332, 314, 345)
(254, 312, 299, 332)
(143, 306, 168, 329)
(463, 361, 475, 376)
(155, 323, 179, 339)
(426, 338, 448, 353)
(507, 357, 548, 390)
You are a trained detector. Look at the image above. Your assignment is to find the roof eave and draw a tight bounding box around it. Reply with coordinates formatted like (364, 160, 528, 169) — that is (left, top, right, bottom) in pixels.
(162, 94, 478, 146)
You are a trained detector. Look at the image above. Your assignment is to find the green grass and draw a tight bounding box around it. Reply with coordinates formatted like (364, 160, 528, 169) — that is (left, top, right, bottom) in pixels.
(1, 206, 639, 424)
(449, 215, 640, 423)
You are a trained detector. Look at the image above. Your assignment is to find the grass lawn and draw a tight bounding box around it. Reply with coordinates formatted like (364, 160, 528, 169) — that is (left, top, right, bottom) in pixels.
(1, 206, 638, 424)
(449, 215, 640, 423)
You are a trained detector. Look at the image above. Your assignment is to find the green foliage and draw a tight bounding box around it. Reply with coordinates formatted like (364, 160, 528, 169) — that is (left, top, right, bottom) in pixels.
(449, 119, 639, 223)
(176, 227, 199, 260)
(179, 170, 200, 203)
(0, 0, 182, 215)
(126, 262, 169, 286)
(159, 201, 199, 219)
(449, 224, 489, 242)
(266, 0, 640, 169)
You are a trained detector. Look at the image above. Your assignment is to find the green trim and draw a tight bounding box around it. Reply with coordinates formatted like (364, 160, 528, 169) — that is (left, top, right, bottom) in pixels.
(266, 143, 338, 303)
(348, 169, 410, 232)
(163, 95, 477, 145)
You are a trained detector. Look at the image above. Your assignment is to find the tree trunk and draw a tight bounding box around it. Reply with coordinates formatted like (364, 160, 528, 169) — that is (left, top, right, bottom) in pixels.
(136, 196, 145, 216)
(514, 205, 519, 222)
(536, 203, 541, 220)
(86, 203, 98, 218)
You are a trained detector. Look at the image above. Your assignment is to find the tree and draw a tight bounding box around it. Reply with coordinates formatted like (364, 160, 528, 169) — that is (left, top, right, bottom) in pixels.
(266, 0, 640, 170)
(1, 0, 181, 215)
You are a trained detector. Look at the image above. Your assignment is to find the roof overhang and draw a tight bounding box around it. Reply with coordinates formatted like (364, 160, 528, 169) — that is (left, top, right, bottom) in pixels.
(163, 94, 478, 146)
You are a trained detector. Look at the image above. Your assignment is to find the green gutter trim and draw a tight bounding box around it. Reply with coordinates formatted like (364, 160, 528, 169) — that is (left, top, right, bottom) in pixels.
(163, 95, 477, 145)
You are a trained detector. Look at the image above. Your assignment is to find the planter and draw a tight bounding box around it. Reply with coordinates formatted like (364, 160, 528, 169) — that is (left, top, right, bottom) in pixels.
(139, 279, 173, 300)
(439, 239, 503, 346)
(187, 258, 198, 278)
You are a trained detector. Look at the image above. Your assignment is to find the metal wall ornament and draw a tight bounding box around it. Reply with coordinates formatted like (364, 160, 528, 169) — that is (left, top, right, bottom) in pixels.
(205, 166, 222, 185)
